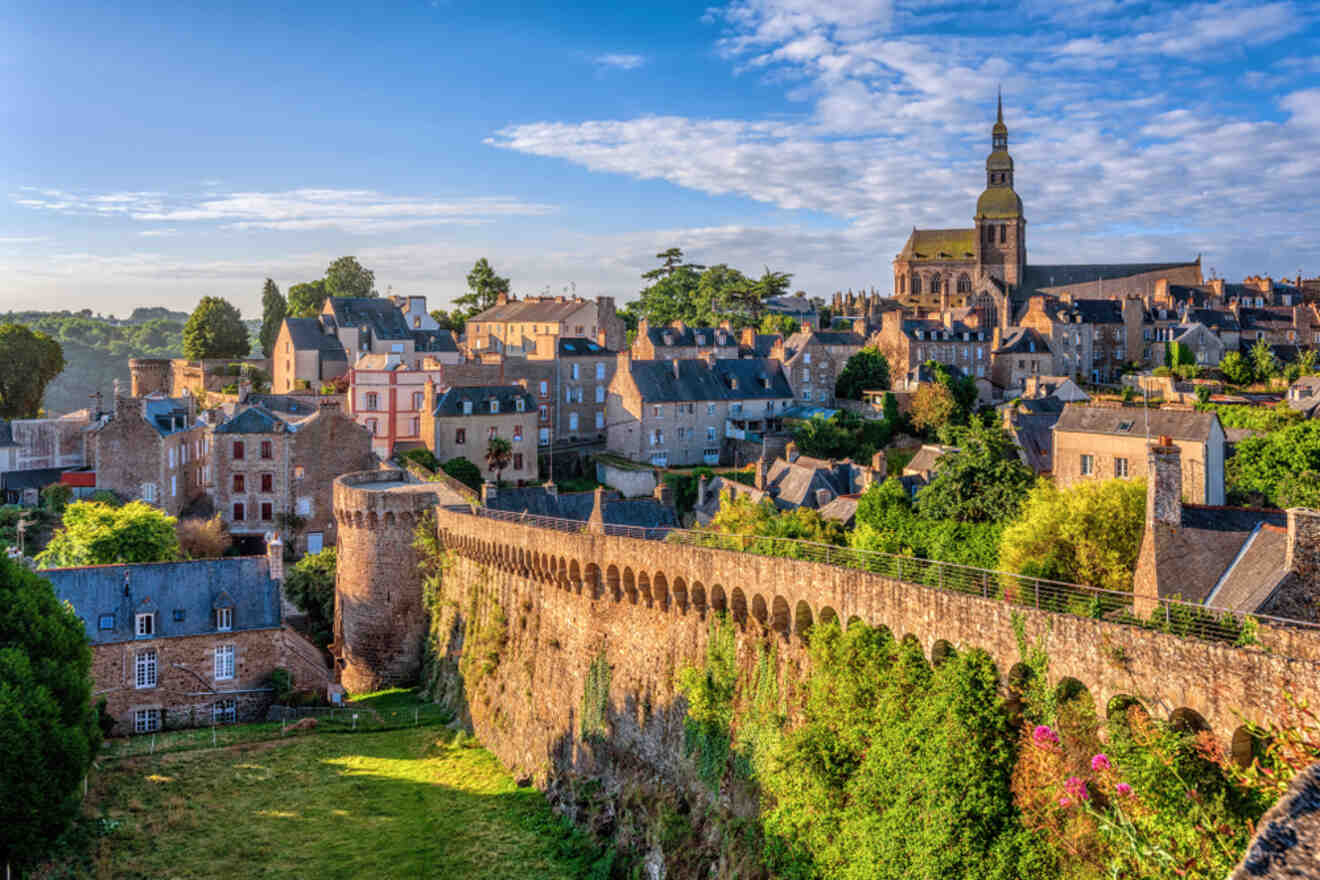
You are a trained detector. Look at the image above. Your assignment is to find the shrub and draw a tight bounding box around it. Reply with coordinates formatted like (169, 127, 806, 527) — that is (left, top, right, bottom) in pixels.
(400, 447, 441, 472)
(176, 515, 232, 559)
(441, 457, 483, 492)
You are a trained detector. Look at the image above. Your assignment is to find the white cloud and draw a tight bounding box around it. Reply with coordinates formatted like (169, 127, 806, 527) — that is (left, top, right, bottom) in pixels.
(12, 187, 557, 234)
(594, 53, 645, 70)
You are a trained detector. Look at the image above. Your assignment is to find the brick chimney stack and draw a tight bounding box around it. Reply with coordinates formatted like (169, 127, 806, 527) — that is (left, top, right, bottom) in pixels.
(1147, 436, 1182, 526)
(587, 485, 606, 534)
(1284, 509, 1320, 586)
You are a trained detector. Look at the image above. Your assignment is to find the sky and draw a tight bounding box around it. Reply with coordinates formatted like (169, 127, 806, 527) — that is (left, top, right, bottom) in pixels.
(2, 0, 1319, 318)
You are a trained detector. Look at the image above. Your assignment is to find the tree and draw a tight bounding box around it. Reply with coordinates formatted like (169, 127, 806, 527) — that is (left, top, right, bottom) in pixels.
(915, 424, 1035, 523)
(324, 256, 377, 299)
(0, 556, 101, 870)
(1250, 339, 1279, 383)
(724, 268, 793, 324)
(0, 323, 65, 418)
(910, 382, 955, 433)
(441, 456, 483, 492)
(485, 436, 513, 484)
(835, 348, 891, 400)
(182, 296, 250, 360)
(998, 478, 1146, 590)
(453, 258, 510, 317)
(36, 501, 182, 568)
(287, 279, 329, 318)
(176, 515, 232, 559)
(1219, 350, 1252, 386)
(283, 548, 336, 648)
(1227, 420, 1320, 506)
(758, 313, 801, 336)
(430, 309, 467, 335)
(258, 278, 287, 357)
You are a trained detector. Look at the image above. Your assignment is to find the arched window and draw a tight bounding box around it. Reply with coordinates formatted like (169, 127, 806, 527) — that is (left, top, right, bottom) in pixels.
(911, 275, 921, 295)
(930, 274, 942, 296)
(957, 274, 972, 294)
(999, 225, 1007, 244)
(899, 275, 906, 295)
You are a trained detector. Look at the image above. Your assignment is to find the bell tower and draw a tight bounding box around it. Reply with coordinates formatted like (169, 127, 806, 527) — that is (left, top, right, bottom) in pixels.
(974, 91, 1026, 288)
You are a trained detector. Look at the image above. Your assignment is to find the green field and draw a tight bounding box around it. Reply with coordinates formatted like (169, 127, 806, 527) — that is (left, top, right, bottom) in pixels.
(47, 721, 608, 879)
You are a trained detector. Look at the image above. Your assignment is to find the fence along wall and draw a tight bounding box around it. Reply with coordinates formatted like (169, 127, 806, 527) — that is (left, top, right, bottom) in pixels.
(430, 506, 1320, 756)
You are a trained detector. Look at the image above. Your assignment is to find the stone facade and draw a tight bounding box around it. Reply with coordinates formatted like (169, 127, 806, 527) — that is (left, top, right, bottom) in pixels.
(466, 294, 625, 356)
(420, 383, 539, 483)
(91, 395, 208, 515)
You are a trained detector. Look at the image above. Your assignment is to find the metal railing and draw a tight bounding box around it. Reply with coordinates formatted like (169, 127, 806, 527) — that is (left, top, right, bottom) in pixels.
(457, 507, 1320, 648)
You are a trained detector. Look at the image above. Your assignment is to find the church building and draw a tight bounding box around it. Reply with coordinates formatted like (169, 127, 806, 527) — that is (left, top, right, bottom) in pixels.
(892, 95, 1202, 328)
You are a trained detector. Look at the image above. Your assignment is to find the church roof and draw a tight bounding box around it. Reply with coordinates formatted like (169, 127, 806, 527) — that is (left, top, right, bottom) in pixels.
(976, 187, 1023, 219)
(1023, 262, 1201, 294)
(900, 228, 975, 262)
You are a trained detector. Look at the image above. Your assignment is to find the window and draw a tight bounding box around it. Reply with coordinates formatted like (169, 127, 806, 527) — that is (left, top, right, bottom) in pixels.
(296, 497, 311, 515)
(214, 645, 235, 680)
(651, 429, 664, 446)
(233, 441, 245, 460)
(170, 475, 177, 498)
(652, 405, 662, 418)
(134, 709, 160, 733)
(676, 427, 686, 441)
(515, 397, 525, 412)
(233, 502, 245, 521)
(490, 399, 499, 414)
(650, 452, 668, 467)
(135, 649, 157, 688)
(173, 608, 185, 622)
(1080, 454, 1094, 476)
(804, 353, 812, 364)
(706, 426, 717, 443)
(462, 400, 473, 415)
(232, 475, 247, 496)
(957, 274, 972, 294)
(538, 405, 548, 423)
(260, 502, 273, 521)
(98, 613, 115, 631)
(455, 428, 466, 445)
(999, 225, 1007, 243)
(216, 607, 232, 631)
(707, 403, 716, 416)
(412, 391, 424, 409)
(539, 380, 548, 397)
(409, 417, 419, 435)
(570, 363, 580, 381)
(568, 412, 579, 432)
(912, 275, 922, 295)
(366, 418, 378, 435)
(136, 612, 154, 637)
(594, 385, 604, 404)
(801, 388, 811, 400)
(538, 427, 550, 446)
(513, 453, 523, 470)
(514, 424, 523, 441)
(365, 392, 379, 410)
(1115, 457, 1129, 478)
(595, 363, 605, 380)
(168, 447, 176, 469)
(213, 699, 236, 724)
(260, 473, 273, 493)
(595, 411, 604, 430)
(260, 440, 272, 459)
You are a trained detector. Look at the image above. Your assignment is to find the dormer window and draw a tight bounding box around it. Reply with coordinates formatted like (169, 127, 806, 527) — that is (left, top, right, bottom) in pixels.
(490, 399, 499, 414)
(216, 607, 232, 631)
(135, 612, 154, 637)
(462, 400, 473, 415)
(515, 397, 525, 412)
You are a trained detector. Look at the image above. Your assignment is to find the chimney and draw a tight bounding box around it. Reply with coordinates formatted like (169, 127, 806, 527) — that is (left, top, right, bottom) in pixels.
(265, 532, 284, 582)
(544, 480, 557, 498)
(992, 326, 1002, 350)
(482, 481, 497, 505)
(496, 291, 509, 305)
(654, 480, 674, 509)
(740, 326, 756, 349)
(1284, 508, 1320, 584)
(870, 450, 888, 480)
(587, 485, 606, 534)
(696, 474, 707, 508)
(1154, 278, 1170, 304)
(237, 377, 252, 403)
(1146, 437, 1182, 526)
(754, 456, 767, 490)
(1209, 278, 1225, 298)
(815, 487, 832, 509)
(785, 441, 799, 463)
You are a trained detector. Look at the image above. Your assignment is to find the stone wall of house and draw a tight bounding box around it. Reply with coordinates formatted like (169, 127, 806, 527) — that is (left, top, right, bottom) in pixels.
(1053, 431, 1209, 504)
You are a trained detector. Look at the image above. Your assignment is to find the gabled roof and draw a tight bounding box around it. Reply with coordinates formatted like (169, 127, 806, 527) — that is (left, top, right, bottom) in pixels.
(0, 420, 15, 449)
(414, 329, 458, 353)
(743, 334, 781, 358)
(817, 494, 859, 527)
(764, 458, 847, 509)
(470, 297, 595, 324)
(901, 319, 988, 341)
(245, 394, 318, 417)
(1156, 506, 1288, 606)
(1237, 307, 1295, 330)
(1007, 411, 1059, 474)
(432, 385, 535, 417)
(993, 327, 1051, 355)
(1024, 262, 1200, 292)
(1187, 309, 1239, 332)
(764, 294, 816, 316)
(326, 297, 413, 341)
(644, 325, 737, 348)
(1054, 404, 1220, 442)
(628, 358, 793, 403)
(900, 228, 976, 262)
(44, 556, 281, 646)
(214, 405, 293, 435)
(283, 317, 349, 356)
(142, 398, 198, 437)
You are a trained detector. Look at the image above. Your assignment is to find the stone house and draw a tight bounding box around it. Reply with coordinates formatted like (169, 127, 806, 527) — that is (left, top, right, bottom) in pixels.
(1132, 438, 1319, 620)
(1234, 304, 1320, 349)
(631, 320, 740, 361)
(1158, 322, 1227, 367)
(606, 355, 794, 467)
(421, 383, 539, 483)
(465, 293, 624, 356)
(1018, 295, 1141, 382)
(212, 399, 374, 556)
(873, 311, 993, 383)
(1287, 376, 1320, 418)
(44, 548, 331, 736)
(346, 355, 448, 458)
(1052, 404, 1225, 505)
(91, 394, 208, 515)
(989, 327, 1053, 395)
(770, 327, 866, 406)
(543, 338, 617, 445)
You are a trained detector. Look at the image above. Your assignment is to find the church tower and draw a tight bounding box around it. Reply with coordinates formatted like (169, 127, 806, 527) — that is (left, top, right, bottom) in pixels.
(974, 92, 1026, 288)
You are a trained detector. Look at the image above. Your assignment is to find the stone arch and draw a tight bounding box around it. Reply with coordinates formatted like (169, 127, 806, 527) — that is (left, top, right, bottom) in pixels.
(819, 606, 839, 630)
(1106, 694, 1147, 723)
(900, 633, 922, 656)
(353, 511, 363, 528)
(771, 596, 790, 636)
(1055, 677, 1092, 707)
(606, 564, 621, 601)
(846, 614, 863, 630)
(672, 577, 688, 613)
(1231, 725, 1264, 768)
(752, 594, 768, 628)
(794, 600, 814, 639)
(569, 559, 582, 593)
(1170, 707, 1210, 734)
(585, 563, 603, 600)
(709, 584, 727, 616)
(730, 587, 748, 625)
(691, 582, 707, 617)
(383, 511, 395, 526)
(367, 511, 378, 527)
(653, 573, 670, 611)
(957, 273, 972, 294)
(1008, 662, 1034, 692)
(931, 639, 955, 667)
(623, 568, 638, 604)
(558, 557, 569, 588)
(637, 571, 652, 606)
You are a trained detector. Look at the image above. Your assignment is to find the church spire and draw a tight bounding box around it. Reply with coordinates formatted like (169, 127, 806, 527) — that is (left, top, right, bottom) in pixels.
(992, 90, 1008, 151)
(997, 86, 1003, 125)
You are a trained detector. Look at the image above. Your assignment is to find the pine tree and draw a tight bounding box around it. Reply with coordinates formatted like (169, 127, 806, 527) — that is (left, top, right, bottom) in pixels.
(258, 278, 286, 357)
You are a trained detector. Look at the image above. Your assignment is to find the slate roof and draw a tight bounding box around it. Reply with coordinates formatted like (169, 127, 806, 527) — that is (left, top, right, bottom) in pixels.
(283, 317, 348, 357)
(994, 327, 1052, 355)
(245, 394, 318, 417)
(903, 444, 953, 477)
(1238, 307, 1295, 330)
(214, 405, 294, 435)
(1155, 506, 1288, 606)
(414, 329, 458, 353)
(432, 385, 536, 417)
(628, 358, 793, 403)
(1007, 411, 1060, 474)
(1207, 524, 1292, 612)
(0, 420, 15, 449)
(1023, 262, 1199, 293)
(764, 294, 817, 316)
(1187, 309, 1240, 332)
(764, 458, 846, 509)
(470, 297, 592, 324)
(743, 334, 781, 358)
(486, 487, 677, 529)
(143, 398, 198, 437)
(0, 467, 67, 492)
(900, 228, 976, 262)
(326, 297, 413, 341)
(817, 494, 859, 527)
(902, 319, 989, 341)
(44, 556, 281, 646)
(644, 325, 737, 348)
(558, 338, 612, 357)
(1054, 405, 1220, 442)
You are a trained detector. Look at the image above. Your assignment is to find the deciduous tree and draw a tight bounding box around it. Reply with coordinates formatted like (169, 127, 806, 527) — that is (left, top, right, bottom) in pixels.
(284, 547, 336, 648)
(910, 382, 955, 433)
(182, 296, 250, 360)
(835, 348, 891, 400)
(258, 278, 286, 357)
(36, 501, 182, 568)
(287, 279, 329, 318)
(915, 424, 1035, 523)
(324, 256, 377, 299)
(0, 323, 65, 418)
(1250, 338, 1279, 382)
(1219, 350, 1252, 386)
(454, 258, 510, 316)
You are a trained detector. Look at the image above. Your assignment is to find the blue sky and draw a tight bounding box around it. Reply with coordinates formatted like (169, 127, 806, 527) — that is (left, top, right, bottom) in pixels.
(3, 0, 1319, 317)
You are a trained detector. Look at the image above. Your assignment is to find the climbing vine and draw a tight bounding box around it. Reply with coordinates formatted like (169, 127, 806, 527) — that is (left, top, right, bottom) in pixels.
(676, 613, 739, 789)
(580, 649, 611, 741)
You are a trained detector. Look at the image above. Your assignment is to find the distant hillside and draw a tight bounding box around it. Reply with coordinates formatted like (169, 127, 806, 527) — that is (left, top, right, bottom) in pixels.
(129, 306, 190, 323)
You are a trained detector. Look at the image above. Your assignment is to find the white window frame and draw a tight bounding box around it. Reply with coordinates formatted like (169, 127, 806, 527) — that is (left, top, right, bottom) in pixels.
(462, 400, 473, 415)
(214, 644, 235, 681)
(804, 353, 812, 364)
(595, 363, 605, 380)
(570, 363, 580, 380)
(296, 497, 311, 515)
(538, 427, 550, 446)
(1080, 454, 1094, 476)
(135, 612, 154, 637)
(134, 708, 160, 733)
(1115, 457, 1129, 478)
(135, 649, 157, 689)
(213, 699, 236, 725)
(706, 425, 717, 443)
(568, 412, 579, 432)
(595, 411, 604, 430)
(168, 447, 176, 469)
(216, 607, 233, 632)
(490, 399, 499, 414)
(595, 386, 604, 404)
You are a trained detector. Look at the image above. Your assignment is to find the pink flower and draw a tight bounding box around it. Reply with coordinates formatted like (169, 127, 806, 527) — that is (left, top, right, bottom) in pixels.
(1064, 776, 1090, 801)
(1032, 724, 1060, 748)
(1091, 753, 1111, 772)
(1058, 795, 1073, 808)
(1116, 782, 1133, 797)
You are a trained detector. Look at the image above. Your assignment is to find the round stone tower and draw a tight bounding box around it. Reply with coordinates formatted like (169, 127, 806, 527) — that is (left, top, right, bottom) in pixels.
(129, 358, 173, 397)
(331, 469, 442, 693)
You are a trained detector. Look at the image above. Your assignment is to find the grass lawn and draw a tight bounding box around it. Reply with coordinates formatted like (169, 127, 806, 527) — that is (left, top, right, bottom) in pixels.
(57, 725, 606, 879)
